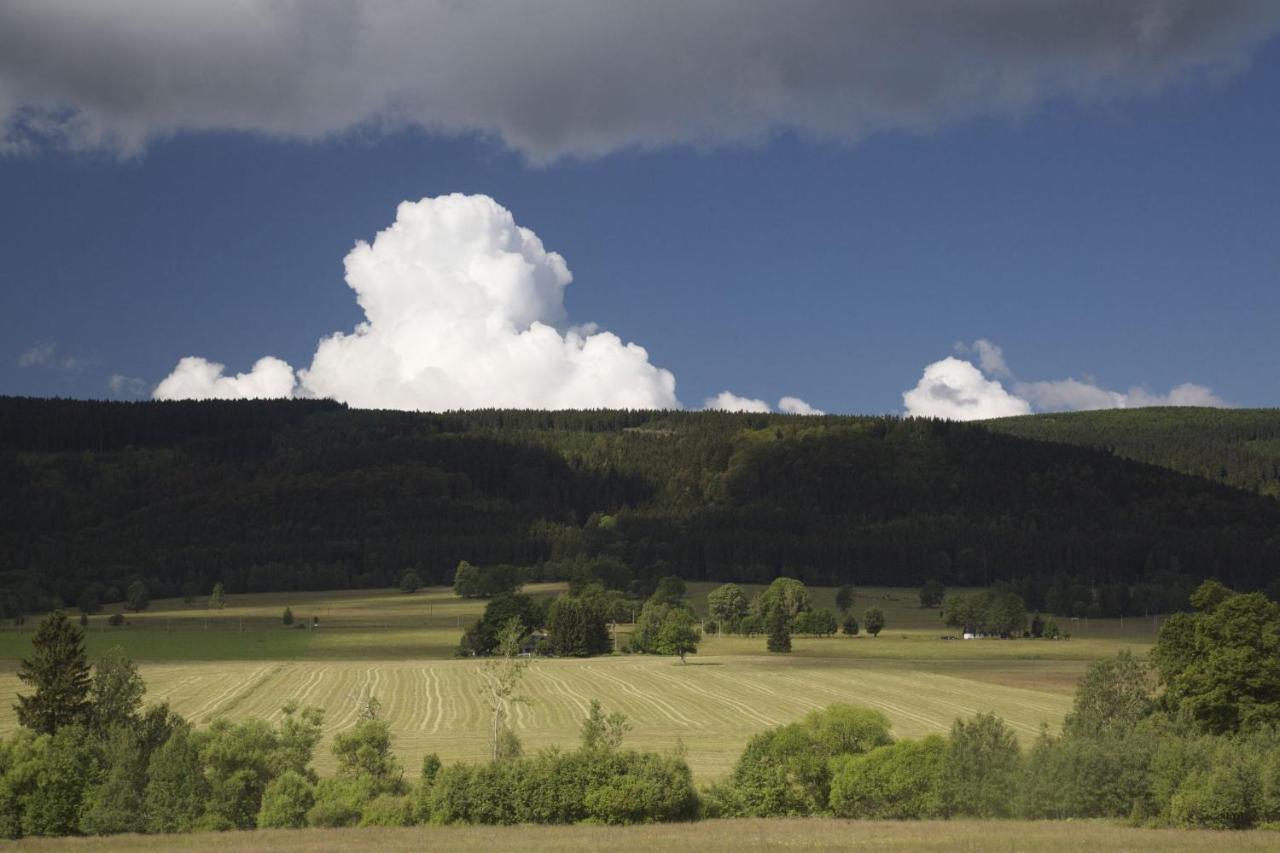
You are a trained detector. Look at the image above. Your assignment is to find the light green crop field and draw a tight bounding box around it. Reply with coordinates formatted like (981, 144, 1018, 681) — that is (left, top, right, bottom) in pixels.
(0, 584, 1157, 778)
(11, 818, 1277, 852)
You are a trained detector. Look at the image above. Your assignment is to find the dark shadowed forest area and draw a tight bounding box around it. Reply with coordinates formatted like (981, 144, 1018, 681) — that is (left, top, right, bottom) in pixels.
(1, 397, 1278, 617)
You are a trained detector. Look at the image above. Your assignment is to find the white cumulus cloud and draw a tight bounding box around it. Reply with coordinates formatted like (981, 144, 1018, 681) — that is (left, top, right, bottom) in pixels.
(904, 341, 1229, 420)
(154, 356, 296, 401)
(902, 357, 1032, 421)
(153, 194, 679, 411)
(702, 392, 823, 414)
(778, 396, 825, 416)
(703, 391, 771, 413)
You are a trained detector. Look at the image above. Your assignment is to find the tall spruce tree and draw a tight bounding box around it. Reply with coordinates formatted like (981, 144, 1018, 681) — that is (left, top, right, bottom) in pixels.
(765, 601, 792, 653)
(14, 609, 91, 734)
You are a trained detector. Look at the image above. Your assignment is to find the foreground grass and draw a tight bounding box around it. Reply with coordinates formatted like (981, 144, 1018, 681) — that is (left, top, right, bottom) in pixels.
(12, 819, 1277, 852)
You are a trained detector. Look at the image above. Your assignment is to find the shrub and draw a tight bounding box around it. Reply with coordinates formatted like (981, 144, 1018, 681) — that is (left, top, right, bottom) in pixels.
(307, 776, 377, 828)
(940, 712, 1021, 817)
(399, 570, 422, 595)
(864, 608, 885, 637)
(1017, 730, 1156, 820)
(582, 752, 699, 824)
(829, 735, 947, 819)
(1169, 761, 1260, 829)
(359, 794, 414, 827)
(258, 770, 314, 829)
(729, 705, 892, 816)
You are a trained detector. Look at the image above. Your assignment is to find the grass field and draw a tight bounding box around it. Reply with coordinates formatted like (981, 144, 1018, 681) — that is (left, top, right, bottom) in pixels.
(0, 584, 1157, 778)
(11, 819, 1276, 851)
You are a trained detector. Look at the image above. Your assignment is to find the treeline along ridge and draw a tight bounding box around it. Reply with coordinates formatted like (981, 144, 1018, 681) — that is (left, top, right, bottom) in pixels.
(1, 396, 1278, 615)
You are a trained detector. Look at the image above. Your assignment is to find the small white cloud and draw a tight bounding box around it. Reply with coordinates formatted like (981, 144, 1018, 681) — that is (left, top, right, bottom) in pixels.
(955, 339, 1012, 378)
(903, 356, 1032, 421)
(153, 356, 297, 401)
(18, 340, 84, 372)
(778, 396, 824, 416)
(106, 373, 149, 398)
(18, 341, 56, 367)
(973, 339, 1011, 379)
(703, 391, 771, 413)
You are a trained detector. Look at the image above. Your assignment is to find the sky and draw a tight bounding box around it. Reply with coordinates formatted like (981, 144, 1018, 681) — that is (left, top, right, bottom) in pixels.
(2, 1, 1278, 418)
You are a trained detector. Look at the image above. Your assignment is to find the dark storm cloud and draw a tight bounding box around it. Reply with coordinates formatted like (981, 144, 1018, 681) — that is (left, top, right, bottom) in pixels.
(2, 1, 1277, 158)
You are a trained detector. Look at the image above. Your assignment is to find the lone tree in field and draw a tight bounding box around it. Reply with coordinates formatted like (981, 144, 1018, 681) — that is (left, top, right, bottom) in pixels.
(208, 582, 226, 610)
(835, 584, 855, 613)
(399, 569, 422, 595)
(126, 579, 150, 612)
(864, 608, 885, 637)
(657, 609, 701, 663)
(454, 560, 481, 598)
(481, 617, 531, 761)
(282, 606, 294, 626)
(765, 601, 792, 653)
(15, 610, 91, 734)
(919, 579, 946, 608)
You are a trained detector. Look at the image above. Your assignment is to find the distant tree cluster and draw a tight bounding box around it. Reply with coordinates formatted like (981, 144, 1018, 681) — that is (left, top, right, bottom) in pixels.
(452, 562, 524, 599)
(942, 587, 1027, 637)
(705, 577, 871, 650)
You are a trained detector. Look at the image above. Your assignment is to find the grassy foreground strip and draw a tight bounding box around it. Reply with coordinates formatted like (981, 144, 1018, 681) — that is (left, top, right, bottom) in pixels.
(11, 819, 1278, 852)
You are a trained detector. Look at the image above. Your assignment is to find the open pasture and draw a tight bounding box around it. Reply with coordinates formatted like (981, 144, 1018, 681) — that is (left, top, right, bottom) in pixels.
(0, 584, 1155, 778)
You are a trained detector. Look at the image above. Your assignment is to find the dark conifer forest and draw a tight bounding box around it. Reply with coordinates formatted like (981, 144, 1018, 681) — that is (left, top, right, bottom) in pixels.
(1, 396, 1277, 616)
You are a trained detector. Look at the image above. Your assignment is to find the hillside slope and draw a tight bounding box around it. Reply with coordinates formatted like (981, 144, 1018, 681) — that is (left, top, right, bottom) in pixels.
(986, 407, 1280, 498)
(0, 397, 1276, 616)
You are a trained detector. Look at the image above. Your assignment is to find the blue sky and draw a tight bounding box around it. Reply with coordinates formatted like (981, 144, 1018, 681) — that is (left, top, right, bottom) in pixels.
(2, 3, 1277, 416)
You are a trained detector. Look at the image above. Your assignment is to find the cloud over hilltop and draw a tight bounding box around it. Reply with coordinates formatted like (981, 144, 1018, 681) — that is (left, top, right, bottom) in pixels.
(902, 339, 1228, 421)
(154, 194, 682, 410)
(3, 2, 1278, 158)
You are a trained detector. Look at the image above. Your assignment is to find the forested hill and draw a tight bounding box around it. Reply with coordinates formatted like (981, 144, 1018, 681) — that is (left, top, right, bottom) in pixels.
(986, 408, 1280, 498)
(1, 396, 1277, 617)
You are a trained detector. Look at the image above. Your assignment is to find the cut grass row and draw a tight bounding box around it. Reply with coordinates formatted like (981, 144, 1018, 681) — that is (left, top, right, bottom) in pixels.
(0, 584, 1154, 779)
(0, 653, 1074, 777)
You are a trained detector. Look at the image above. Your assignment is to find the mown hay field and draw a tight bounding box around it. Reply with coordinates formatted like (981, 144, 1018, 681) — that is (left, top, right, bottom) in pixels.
(0, 584, 1156, 778)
